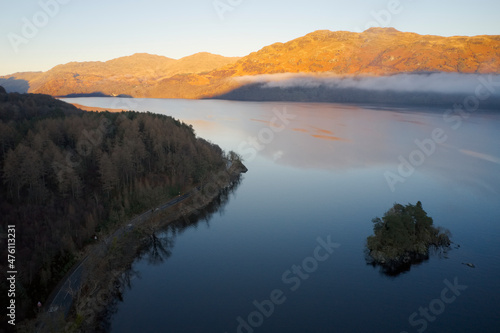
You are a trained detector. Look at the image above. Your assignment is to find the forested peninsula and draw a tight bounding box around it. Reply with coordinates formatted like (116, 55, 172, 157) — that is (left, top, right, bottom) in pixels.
(0, 86, 241, 325)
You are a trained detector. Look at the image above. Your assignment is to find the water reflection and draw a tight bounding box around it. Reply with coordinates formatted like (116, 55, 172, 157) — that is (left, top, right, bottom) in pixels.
(365, 245, 453, 277)
(102, 175, 243, 332)
(65, 98, 500, 333)
(63, 97, 500, 195)
(204, 104, 500, 196)
(139, 232, 175, 266)
(145, 173, 242, 265)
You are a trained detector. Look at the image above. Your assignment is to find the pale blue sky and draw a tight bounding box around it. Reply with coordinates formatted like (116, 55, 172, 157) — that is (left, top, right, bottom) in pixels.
(1, 0, 499, 76)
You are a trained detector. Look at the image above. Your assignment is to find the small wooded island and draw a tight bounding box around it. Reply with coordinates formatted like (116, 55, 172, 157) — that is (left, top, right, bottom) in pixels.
(366, 201, 451, 274)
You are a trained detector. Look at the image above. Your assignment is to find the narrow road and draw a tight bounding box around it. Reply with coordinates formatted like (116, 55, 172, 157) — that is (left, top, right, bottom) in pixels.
(38, 186, 201, 330)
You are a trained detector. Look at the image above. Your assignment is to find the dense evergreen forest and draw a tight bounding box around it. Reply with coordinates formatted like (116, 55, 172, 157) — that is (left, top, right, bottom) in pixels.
(0, 86, 229, 322)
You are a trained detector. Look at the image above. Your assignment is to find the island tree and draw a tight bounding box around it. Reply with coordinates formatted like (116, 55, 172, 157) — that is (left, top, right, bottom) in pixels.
(366, 201, 451, 274)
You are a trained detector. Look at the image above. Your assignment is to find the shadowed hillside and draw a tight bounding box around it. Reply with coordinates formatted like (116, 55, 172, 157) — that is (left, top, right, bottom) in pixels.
(212, 73, 500, 108)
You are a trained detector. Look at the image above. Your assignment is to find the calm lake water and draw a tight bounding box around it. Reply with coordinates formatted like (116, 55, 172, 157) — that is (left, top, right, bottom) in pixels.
(63, 98, 500, 333)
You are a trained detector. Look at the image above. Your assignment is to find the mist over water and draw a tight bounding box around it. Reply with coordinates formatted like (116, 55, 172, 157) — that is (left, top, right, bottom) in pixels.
(234, 72, 500, 94)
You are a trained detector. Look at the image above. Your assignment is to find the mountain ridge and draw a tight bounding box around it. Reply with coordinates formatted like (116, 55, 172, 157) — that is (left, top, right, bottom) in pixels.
(0, 52, 241, 96)
(2, 28, 499, 99)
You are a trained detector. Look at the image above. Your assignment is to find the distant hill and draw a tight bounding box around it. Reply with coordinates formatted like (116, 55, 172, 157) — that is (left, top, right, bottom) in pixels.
(0, 52, 240, 97)
(2, 28, 499, 100)
(146, 28, 500, 101)
(225, 28, 500, 76)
